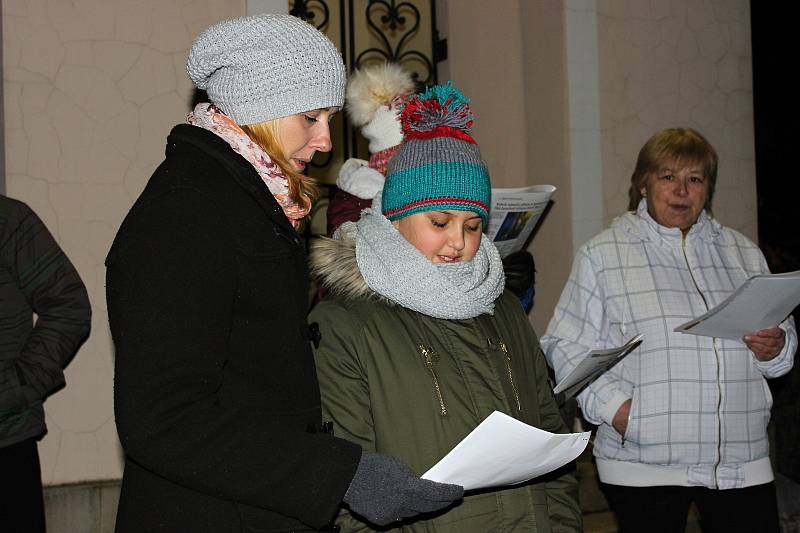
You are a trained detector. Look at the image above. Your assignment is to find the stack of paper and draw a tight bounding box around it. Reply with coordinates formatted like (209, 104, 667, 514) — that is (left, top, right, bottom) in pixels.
(421, 411, 589, 491)
(675, 271, 800, 340)
(552, 335, 643, 400)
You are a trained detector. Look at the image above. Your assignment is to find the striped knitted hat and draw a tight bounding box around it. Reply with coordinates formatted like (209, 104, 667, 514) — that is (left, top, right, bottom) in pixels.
(187, 14, 345, 125)
(382, 83, 491, 225)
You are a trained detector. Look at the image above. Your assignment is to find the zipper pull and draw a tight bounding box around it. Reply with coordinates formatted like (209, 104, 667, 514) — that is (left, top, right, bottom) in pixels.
(495, 339, 522, 415)
(417, 344, 447, 417)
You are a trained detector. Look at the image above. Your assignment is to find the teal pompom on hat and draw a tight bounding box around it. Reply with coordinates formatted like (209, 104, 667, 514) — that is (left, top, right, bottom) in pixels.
(382, 82, 491, 225)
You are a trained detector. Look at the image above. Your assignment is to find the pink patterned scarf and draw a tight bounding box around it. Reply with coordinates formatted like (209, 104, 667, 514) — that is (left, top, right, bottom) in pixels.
(187, 103, 310, 227)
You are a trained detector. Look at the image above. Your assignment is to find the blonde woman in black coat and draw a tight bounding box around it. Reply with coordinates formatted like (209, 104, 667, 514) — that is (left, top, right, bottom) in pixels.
(106, 14, 461, 533)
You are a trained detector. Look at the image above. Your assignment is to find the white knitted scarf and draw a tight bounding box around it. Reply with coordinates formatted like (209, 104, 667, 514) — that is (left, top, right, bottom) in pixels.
(342, 199, 505, 319)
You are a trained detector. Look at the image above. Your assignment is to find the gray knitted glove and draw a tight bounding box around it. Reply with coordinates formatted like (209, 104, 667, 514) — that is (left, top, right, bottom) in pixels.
(343, 452, 464, 526)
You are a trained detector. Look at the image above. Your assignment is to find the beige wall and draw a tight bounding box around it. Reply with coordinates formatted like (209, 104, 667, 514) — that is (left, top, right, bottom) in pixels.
(441, 1, 527, 189)
(443, 0, 757, 333)
(2, 0, 244, 484)
(2, 0, 758, 487)
(596, 0, 757, 240)
(443, 0, 572, 333)
(520, 1, 573, 333)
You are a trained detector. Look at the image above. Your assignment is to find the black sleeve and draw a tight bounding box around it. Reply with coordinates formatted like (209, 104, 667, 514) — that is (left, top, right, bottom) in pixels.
(11, 203, 91, 401)
(106, 187, 359, 528)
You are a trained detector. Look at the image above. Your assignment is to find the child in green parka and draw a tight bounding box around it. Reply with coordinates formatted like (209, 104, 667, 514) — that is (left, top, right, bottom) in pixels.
(310, 83, 581, 532)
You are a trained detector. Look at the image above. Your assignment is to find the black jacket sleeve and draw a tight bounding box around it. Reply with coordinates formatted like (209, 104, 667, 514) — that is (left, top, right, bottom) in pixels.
(7, 201, 91, 402)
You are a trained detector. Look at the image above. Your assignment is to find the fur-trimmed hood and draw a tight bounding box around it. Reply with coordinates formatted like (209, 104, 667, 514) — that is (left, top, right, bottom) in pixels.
(309, 231, 388, 303)
(617, 198, 721, 246)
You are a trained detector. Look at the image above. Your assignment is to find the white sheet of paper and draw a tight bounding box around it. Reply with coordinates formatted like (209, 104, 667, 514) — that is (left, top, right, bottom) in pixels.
(675, 270, 800, 340)
(421, 411, 590, 491)
(552, 335, 643, 398)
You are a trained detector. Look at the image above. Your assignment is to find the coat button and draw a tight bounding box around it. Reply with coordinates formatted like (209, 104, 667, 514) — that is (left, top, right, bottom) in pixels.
(308, 322, 322, 349)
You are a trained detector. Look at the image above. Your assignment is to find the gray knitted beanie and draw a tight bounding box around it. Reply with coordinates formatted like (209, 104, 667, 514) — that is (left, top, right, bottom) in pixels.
(187, 14, 346, 125)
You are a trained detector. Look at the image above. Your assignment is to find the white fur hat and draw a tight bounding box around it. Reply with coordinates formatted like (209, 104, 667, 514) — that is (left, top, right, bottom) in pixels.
(345, 63, 415, 153)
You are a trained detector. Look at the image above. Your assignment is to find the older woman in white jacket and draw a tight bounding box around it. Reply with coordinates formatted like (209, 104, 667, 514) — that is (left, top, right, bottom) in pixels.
(541, 128, 796, 533)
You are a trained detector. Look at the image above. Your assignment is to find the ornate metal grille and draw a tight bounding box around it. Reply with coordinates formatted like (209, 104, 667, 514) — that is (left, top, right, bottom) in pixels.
(289, 0, 443, 183)
(350, 1, 438, 87)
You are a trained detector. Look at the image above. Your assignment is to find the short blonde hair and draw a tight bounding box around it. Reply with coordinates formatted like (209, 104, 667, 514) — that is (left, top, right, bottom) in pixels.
(241, 119, 317, 212)
(628, 128, 718, 213)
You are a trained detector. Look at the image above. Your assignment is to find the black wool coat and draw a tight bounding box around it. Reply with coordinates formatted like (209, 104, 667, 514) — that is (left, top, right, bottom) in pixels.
(106, 124, 360, 532)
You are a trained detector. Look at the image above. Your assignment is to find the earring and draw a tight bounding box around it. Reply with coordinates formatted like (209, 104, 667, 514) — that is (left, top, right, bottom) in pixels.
(640, 189, 647, 197)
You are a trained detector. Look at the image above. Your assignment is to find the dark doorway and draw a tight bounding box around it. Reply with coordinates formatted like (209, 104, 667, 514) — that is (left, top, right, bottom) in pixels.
(751, 0, 800, 488)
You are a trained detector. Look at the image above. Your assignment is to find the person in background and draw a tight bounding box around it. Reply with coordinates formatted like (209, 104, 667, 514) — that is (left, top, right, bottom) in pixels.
(503, 248, 536, 313)
(106, 14, 461, 533)
(0, 194, 91, 533)
(542, 127, 797, 532)
(326, 62, 415, 236)
(310, 83, 581, 532)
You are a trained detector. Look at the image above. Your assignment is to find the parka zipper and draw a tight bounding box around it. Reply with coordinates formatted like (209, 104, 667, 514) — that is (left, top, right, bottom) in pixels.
(499, 341, 522, 414)
(417, 344, 447, 416)
(682, 235, 722, 488)
(488, 338, 522, 414)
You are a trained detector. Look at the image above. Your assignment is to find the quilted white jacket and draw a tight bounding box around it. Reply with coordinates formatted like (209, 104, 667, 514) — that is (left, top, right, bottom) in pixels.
(541, 200, 796, 489)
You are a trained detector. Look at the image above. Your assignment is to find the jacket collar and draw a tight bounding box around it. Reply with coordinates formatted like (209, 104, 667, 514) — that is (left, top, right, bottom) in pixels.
(167, 124, 297, 234)
(615, 198, 721, 246)
(309, 229, 389, 303)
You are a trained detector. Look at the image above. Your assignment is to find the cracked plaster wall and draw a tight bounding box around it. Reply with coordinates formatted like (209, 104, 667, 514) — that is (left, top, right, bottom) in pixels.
(2, 0, 759, 487)
(2, 0, 244, 485)
(597, 0, 757, 240)
(442, 0, 574, 334)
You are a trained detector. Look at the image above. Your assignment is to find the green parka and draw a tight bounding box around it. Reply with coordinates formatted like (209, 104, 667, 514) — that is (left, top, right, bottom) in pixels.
(309, 236, 581, 532)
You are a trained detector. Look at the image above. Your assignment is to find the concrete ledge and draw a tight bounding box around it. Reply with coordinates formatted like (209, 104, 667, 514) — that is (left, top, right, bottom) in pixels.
(44, 480, 120, 533)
